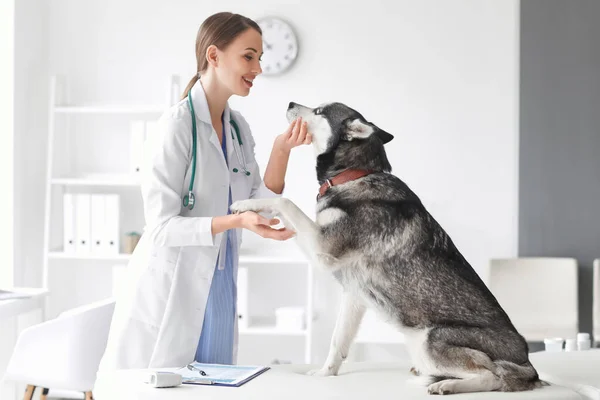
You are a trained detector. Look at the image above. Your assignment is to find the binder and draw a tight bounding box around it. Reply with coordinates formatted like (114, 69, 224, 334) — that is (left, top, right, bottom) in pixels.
(63, 193, 76, 253)
(74, 194, 91, 254)
(90, 194, 106, 255)
(103, 194, 120, 255)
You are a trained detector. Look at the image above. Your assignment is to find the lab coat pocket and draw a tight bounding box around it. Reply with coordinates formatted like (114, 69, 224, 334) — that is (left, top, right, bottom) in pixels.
(151, 246, 181, 264)
(130, 256, 176, 329)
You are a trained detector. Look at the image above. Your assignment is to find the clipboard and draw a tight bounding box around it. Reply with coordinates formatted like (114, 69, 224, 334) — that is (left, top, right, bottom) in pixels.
(177, 362, 270, 387)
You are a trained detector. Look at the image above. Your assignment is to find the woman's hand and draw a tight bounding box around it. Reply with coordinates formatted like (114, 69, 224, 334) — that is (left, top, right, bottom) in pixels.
(274, 117, 312, 153)
(238, 211, 295, 241)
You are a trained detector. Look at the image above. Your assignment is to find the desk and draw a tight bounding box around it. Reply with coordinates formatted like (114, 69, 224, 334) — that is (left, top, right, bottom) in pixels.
(530, 349, 600, 400)
(94, 361, 581, 400)
(0, 288, 48, 400)
(0, 288, 48, 320)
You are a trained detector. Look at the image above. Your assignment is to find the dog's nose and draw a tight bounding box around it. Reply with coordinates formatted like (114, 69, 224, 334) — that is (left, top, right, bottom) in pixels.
(288, 102, 296, 110)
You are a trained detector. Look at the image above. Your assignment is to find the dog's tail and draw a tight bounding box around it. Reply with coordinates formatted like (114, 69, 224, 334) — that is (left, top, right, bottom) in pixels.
(495, 360, 548, 391)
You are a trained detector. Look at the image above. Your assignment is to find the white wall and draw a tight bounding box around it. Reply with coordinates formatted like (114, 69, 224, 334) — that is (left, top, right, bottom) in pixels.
(0, 1, 16, 396)
(42, 0, 519, 276)
(13, 0, 49, 288)
(16, 0, 519, 363)
(1, 3, 47, 398)
(0, 0, 15, 287)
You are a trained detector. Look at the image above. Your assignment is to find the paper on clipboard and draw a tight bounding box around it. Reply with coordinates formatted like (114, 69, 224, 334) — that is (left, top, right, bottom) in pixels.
(177, 362, 270, 387)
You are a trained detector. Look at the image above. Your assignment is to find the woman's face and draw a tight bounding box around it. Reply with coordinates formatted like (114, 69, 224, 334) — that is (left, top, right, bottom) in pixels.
(216, 28, 263, 97)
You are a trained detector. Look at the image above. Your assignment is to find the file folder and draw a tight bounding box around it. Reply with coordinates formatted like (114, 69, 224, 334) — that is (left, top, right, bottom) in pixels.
(90, 194, 105, 255)
(74, 194, 91, 254)
(103, 194, 120, 255)
(63, 193, 76, 253)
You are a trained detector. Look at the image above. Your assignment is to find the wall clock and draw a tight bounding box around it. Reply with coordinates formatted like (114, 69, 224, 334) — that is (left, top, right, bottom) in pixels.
(256, 17, 299, 76)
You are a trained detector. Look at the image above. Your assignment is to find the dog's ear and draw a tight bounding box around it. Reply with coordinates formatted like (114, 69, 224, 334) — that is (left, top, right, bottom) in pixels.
(345, 118, 373, 140)
(375, 129, 394, 144)
(345, 118, 394, 144)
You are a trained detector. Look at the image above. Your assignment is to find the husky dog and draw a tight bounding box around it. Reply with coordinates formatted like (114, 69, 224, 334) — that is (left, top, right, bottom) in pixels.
(230, 102, 544, 395)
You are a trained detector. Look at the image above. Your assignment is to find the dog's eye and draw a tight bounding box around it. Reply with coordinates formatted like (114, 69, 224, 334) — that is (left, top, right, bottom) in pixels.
(314, 108, 322, 115)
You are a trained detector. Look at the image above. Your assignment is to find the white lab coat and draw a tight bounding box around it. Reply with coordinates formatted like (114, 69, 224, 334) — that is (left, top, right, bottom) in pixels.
(97, 81, 279, 371)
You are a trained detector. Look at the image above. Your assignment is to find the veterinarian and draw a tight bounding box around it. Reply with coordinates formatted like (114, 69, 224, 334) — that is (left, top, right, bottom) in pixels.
(98, 12, 311, 371)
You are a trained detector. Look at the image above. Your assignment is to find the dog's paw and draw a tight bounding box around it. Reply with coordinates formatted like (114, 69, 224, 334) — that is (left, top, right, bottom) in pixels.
(229, 199, 253, 214)
(410, 366, 421, 376)
(230, 199, 270, 215)
(306, 367, 337, 377)
(427, 379, 458, 395)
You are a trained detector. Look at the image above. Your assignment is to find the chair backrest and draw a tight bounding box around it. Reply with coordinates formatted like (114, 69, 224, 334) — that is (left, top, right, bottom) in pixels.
(58, 298, 116, 387)
(594, 259, 600, 345)
(489, 257, 578, 341)
(5, 298, 116, 392)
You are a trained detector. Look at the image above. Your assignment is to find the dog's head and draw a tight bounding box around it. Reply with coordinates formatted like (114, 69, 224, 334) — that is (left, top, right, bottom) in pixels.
(286, 101, 393, 156)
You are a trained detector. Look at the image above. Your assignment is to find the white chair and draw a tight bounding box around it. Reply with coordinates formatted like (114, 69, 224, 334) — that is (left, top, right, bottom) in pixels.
(488, 257, 578, 342)
(594, 259, 599, 346)
(4, 298, 115, 400)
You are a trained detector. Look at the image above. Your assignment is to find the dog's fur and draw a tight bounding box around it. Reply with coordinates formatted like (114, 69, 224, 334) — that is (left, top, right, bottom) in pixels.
(230, 101, 544, 395)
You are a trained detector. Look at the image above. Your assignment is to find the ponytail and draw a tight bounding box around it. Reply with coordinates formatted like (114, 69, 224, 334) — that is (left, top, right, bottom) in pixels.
(181, 74, 199, 101)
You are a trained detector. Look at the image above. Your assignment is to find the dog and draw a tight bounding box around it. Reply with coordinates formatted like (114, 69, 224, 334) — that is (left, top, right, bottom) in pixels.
(230, 101, 544, 395)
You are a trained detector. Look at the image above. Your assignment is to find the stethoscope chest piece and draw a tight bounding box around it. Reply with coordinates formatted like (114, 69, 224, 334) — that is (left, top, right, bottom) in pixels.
(183, 191, 195, 210)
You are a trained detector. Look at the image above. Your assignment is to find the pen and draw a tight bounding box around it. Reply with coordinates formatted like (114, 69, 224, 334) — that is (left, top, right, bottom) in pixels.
(186, 364, 208, 376)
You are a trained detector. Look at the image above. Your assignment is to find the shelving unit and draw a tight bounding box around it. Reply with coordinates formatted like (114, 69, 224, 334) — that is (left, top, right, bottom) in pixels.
(42, 75, 173, 319)
(51, 174, 141, 187)
(42, 75, 317, 364)
(54, 105, 166, 114)
(237, 247, 314, 363)
(47, 250, 132, 261)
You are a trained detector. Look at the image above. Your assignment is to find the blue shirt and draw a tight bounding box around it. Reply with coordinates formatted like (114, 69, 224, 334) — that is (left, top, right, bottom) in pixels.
(195, 120, 237, 364)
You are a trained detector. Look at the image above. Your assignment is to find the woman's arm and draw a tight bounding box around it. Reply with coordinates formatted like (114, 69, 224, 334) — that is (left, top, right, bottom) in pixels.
(212, 212, 294, 240)
(263, 118, 311, 194)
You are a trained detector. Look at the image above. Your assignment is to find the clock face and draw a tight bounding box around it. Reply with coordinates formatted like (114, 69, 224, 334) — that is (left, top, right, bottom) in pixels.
(256, 17, 298, 76)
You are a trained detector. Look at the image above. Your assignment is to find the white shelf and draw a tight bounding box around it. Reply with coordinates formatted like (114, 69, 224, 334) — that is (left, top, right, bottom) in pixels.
(240, 316, 308, 336)
(53, 105, 166, 114)
(239, 254, 308, 265)
(240, 326, 307, 336)
(51, 174, 141, 187)
(48, 250, 131, 261)
(47, 249, 307, 265)
(238, 246, 309, 266)
(47, 247, 307, 265)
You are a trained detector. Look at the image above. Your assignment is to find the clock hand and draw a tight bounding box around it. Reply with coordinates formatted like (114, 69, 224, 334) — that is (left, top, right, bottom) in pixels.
(263, 39, 273, 50)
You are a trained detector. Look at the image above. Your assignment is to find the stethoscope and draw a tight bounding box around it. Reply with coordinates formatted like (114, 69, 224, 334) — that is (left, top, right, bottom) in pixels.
(183, 91, 251, 210)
